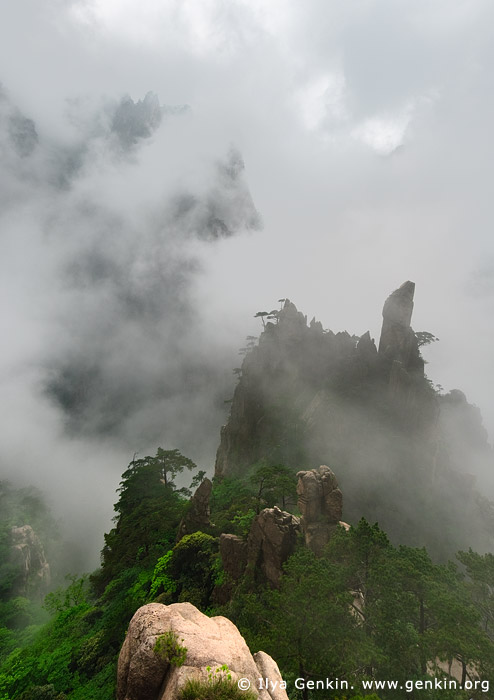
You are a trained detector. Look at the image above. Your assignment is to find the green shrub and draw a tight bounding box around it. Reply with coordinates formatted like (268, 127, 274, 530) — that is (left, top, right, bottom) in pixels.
(168, 532, 219, 608)
(149, 551, 176, 600)
(153, 630, 187, 667)
(179, 665, 256, 700)
(76, 631, 107, 675)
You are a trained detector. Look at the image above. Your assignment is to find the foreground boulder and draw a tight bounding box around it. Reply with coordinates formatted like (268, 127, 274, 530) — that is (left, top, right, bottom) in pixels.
(117, 602, 288, 700)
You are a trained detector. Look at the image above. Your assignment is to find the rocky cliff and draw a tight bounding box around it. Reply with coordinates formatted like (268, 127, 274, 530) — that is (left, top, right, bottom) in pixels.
(9, 524, 51, 598)
(215, 283, 494, 557)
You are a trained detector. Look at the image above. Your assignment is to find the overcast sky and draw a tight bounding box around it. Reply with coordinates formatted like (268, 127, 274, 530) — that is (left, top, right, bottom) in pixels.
(1, 0, 494, 565)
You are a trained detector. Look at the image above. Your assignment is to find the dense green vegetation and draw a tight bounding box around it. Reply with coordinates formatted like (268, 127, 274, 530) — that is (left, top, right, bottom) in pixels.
(225, 522, 494, 698)
(0, 451, 196, 700)
(1, 454, 494, 699)
(0, 482, 61, 669)
(0, 481, 59, 602)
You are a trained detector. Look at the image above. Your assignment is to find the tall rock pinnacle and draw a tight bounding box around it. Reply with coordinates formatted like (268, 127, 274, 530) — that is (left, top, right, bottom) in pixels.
(378, 280, 423, 376)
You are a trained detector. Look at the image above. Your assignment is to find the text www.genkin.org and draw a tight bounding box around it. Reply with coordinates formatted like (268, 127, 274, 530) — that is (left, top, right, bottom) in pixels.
(237, 676, 490, 693)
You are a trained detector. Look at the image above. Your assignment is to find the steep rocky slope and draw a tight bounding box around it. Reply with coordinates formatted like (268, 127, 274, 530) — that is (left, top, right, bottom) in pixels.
(215, 283, 494, 556)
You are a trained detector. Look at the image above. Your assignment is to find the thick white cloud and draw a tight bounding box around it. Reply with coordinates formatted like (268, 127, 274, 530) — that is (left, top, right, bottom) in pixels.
(352, 106, 413, 154)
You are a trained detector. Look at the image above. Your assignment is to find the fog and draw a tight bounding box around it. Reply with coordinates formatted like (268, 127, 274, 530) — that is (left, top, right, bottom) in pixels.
(1, 0, 494, 568)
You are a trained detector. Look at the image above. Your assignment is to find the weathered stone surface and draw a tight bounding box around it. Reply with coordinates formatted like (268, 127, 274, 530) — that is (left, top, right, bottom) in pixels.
(176, 478, 212, 542)
(117, 602, 288, 700)
(219, 533, 248, 581)
(217, 509, 300, 596)
(296, 470, 322, 522)
(10, 525, 50, 597)
(324, 486, 343, 522)
(296, 466, 343, 554)
(247, 507, 300, 588)
(297, 465, 342, 523)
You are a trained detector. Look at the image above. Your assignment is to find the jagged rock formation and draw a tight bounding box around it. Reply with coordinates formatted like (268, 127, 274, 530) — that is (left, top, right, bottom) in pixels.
(176, 478, 212, 542)
(10, 525, 50, 597)
(214, 283, 494, 557)
(297, 466, 343, 554)
(214, 285, 433, 483)
(215, 299, 363, 477)
(117, 602, 288, 700)
(219, 507, 300, 590)
(246, 507, 300, 587)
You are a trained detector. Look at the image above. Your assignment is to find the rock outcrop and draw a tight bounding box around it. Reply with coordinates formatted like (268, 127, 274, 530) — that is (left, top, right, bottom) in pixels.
(117, 602, 288, 700)
(219, 508, 300, 590)
(10, 525, 50, 597)
(219, 533, 248, 581)
(176, 478, 212, 542)
(378, 281, 419, 367)
(296, 466, 343, 554)
(215, 534, 248, 603)
(377, 281, 430, 418)
(246, 507, 300, 587)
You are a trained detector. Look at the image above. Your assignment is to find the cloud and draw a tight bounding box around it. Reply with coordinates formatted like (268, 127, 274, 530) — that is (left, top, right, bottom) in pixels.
(295, 72, 348, 132)
(352, 106, 412, 155)
(0, 83, 261, 566)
